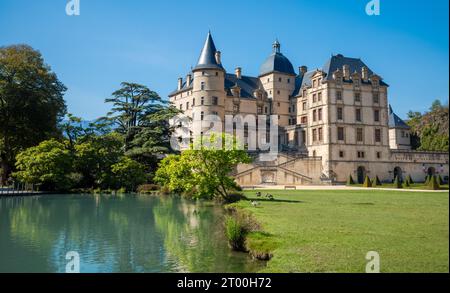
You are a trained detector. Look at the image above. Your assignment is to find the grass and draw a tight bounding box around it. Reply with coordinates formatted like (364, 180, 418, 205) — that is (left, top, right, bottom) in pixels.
(232, 189, 449, 272)
(349, 183, 449, 190)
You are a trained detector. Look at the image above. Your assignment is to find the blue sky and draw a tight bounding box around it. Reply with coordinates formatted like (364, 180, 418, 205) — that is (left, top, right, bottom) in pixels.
(0, 0, 448, 120)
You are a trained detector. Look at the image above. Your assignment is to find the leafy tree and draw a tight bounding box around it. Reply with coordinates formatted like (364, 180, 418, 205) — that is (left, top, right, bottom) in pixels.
(74, 132, 124, 188)
(407, 99, 449, 151)
(111, 157, 146, 191)
(405, 175, 413, 185)
(428, 175, 440, 190)
(13, 139, 74, 191)
(155, 133, 252, 201)
(0, 45, 67, 184)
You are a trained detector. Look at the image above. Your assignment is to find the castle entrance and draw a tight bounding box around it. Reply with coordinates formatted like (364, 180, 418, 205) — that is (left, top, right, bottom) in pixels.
(357, 166, 366, 184)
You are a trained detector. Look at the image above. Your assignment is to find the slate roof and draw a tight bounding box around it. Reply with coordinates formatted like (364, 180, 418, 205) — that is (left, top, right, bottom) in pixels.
(194, 31, 224, 71)
(389, 104, 410, 129)
(225, 74, 262, 98)
(259, 40, 296, 76)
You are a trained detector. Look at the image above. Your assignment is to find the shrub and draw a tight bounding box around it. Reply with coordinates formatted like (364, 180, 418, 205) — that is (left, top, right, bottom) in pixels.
(437, 175, 443, 185)
(363, 175, 372, 187)
(224, 216, 247, 251)
(424, 175, 430, 185)
(346, 175, 355, 185)
(393, 175, 402, 188)
(160, 185, 171, 195)
(373, 176, 382, 186)
(403, 180, 410, 188)
(137, 184, 160, 194)
(224, 192, 246, 203)
(428, 175, 440, 190)
(405, 175, 414, 185)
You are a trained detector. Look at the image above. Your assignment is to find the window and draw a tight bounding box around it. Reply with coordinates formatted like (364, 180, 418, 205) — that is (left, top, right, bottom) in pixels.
(354, 79, 360, 86)
(278, 77, 282, 82)
(357, 128, 363, 142)
(277, 90, 280, 95)
(401, 130, 405, 137)
(202, 71, 205, 76)
(264, 107, 268, 114)
(318, 108, 322, 121)
(337, 107, 343, 120)
(212, 111, 218, 116)
(267, 78, 270, 82)
(201, 97, 204, 105)
(354, 92, 361, 102)
(318, 128, 323, 141)
(312, 93, 317, 103)
(313, 80, 317, 87)
(215, 72, 218, 76)
(339, 151, 344, 158)
(357, 151, 365, 158)
(313, 110, 317, 122)
(376, 151, 381, 159)
(288, 106, 291, 113)
(312, 129, 317, 142)
(212, 96, 218, 105)
(302, 102, 307, 111)
(373, 92, 379, 104)
(200, 111, 204, 120)
(277, 102, 280, 107)
(355, 108, 362, 122)
(318, 92, 322, 101)
(301, 116, 307, 124)
(201, 82, 205, 90)
(337, 127, 344, 141)
(233, 104, 239, 112)
(192, 98, 195, 106)
(375, 129, 381, 142)
(186, 102, 189, 109)
(336, 90, 342, 100)
(287, 78, 290, 83)
(257, 106, 262, 114)
(179, 104, 183, 110)
(374, 109, 380, 122)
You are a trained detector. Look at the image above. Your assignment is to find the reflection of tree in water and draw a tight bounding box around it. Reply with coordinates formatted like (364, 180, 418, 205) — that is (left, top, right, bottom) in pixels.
(153, 196, 262, 273)
(0, 195, 261, 272)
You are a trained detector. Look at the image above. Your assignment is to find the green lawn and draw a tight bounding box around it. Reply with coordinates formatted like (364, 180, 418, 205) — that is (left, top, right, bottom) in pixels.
(233, 189, 449, 273)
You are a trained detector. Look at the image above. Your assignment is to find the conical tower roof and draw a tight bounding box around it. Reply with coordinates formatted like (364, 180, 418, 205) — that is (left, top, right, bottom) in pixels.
(194, 32, 224, 71)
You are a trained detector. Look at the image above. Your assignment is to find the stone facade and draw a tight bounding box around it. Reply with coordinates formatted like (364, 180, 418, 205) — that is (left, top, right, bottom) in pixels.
(168, 32, 449, 185)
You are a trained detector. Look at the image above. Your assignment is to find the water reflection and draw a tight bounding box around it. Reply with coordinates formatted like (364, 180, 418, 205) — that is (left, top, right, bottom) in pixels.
(0, 195, 263, 273)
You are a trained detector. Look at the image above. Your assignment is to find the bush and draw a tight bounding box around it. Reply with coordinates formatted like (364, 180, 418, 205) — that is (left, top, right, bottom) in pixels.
(424, 175, 430, 185)
(393, 175, 402, 188)
(363, 175, 372, 187)
(224, 216, 247, 251)
(137, 184, 160, 194)
(437, 175, 444, 185)
(160, 185, 171, 195)
(428, 175, 440, 190)
(346, 175, 355, 185)
(405, 175, 414, 185)
(403, 180, 410, 188)
(373, 176, 382, 186)
(223, 192, 246, 203)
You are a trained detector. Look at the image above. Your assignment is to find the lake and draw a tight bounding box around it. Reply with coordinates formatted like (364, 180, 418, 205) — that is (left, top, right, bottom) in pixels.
(0, 194, 263, 273)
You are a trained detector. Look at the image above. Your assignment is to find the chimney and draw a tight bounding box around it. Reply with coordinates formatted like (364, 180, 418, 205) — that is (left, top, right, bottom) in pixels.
(186, 74, 192, 86)
(215, 51, 221, 65)
(361, 66, 369, 82)
(343, 64, 350, 80)
(177, 77, 182, 91)
(235, 67, 242, 79)
(299, 66, 307, 76)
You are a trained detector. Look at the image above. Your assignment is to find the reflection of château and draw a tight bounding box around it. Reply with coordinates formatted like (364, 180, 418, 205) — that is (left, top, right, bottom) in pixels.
(169, 32, 448, 185)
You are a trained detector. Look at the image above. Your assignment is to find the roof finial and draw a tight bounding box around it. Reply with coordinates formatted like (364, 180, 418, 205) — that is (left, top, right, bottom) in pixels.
(272, 39, 280, 53)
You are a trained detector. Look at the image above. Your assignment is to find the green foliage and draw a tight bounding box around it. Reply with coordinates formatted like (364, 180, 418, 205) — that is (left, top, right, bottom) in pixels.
(405, 175, 414, 185)
(373, 176, 382, 186)
(363, 175, 372, 187)
(224, 216, 247, 251)
(155, 133, 252, 201)
(403, 180, 410, 188)
(137, 184, 160, 194)
(428, 175, 440, 190)
(424, 175, 430, 185)
(110, 157, 146, 192)
(437, 175, 443, 185)
(0, 45, 67, 183)
(346, 175, 355, 185)
(407, 100, 449, 151)
(13, 139, 74, 191)
(393, 175, 402, 188)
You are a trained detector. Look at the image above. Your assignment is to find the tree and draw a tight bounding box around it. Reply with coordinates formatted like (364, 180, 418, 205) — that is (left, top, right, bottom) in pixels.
(103, 82, 164, 150)
(393, 175, 402, 188)
(74, 132, 124, 188)
(428, 175, 440, 190)
(373, 176, 382, 186)
(111, 157, 147, 191)
(155, 133, 252, 201)
(13, 139, 74, 191)
(406, 99, 449, 151)
(0, 45, 67, 184)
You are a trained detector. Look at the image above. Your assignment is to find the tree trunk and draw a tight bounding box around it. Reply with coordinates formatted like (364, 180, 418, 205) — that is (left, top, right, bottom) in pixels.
(0, 160, 10, 186)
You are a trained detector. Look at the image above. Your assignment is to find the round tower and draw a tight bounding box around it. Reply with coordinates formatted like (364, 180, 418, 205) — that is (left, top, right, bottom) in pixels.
(191, 32, 226, 139)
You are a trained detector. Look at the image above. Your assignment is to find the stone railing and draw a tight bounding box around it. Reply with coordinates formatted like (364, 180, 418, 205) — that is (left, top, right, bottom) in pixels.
(390, 150, 449, 163)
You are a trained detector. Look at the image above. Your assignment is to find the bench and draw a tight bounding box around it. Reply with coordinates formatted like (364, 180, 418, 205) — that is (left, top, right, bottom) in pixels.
(284, 185, 297, 190)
